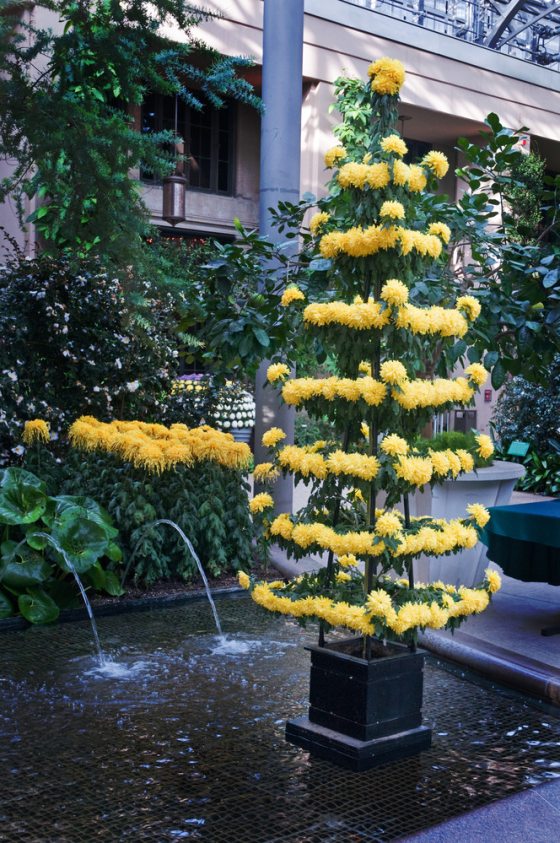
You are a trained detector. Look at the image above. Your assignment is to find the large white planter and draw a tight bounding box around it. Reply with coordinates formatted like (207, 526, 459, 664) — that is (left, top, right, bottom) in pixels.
(413, 461, 526, 588)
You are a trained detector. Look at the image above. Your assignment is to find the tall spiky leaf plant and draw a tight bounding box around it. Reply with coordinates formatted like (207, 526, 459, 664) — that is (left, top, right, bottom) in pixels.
(241, 59, 501, 656)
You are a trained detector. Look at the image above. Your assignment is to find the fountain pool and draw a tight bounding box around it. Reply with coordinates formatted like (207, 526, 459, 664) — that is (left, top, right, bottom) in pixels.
(1, 594, 559, 841)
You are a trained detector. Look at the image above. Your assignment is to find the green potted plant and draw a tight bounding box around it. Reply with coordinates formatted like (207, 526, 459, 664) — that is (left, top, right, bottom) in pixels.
(240, 58, 501, 770)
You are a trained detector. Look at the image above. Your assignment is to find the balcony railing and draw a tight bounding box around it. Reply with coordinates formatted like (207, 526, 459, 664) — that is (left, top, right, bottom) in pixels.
(347, 1, 560, 72)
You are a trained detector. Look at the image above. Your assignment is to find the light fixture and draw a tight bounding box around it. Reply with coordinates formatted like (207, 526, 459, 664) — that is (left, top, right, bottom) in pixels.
(162, 95, 187, 226)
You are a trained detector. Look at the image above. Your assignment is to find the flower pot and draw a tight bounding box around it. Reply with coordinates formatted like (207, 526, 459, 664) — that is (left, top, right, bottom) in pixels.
(231, 426, 253, 444)
(413, 460, 526, 588)
(286, 637, 432, 770)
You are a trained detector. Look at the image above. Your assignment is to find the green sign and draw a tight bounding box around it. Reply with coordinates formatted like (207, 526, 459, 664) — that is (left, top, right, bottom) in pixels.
(507, 440, 530, 457)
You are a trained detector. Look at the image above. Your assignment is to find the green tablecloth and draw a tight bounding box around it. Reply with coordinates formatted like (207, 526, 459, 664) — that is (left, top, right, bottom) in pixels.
(481, 500, 560, 586)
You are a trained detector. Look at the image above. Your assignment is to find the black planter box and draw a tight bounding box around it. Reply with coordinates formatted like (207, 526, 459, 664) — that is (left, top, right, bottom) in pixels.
(286, 637, 432, 770)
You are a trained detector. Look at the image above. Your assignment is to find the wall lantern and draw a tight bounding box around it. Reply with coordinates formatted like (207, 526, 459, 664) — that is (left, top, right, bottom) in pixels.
(162, 173, 187, 226)
(162, 95, 187, 226)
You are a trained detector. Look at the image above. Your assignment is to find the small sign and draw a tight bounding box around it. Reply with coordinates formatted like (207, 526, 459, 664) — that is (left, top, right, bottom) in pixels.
(507, 440, 530, 457)
(484, 389, 492, 403)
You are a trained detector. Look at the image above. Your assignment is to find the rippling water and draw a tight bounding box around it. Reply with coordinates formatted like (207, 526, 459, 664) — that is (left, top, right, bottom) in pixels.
(0, 594, 558, 842)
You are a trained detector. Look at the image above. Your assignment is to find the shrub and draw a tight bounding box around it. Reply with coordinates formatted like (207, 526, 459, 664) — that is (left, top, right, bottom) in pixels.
(0, 253, 180, 465)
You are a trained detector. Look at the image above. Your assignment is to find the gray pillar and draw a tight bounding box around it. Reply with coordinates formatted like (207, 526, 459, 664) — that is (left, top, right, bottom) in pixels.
(254, 0, 304, 515)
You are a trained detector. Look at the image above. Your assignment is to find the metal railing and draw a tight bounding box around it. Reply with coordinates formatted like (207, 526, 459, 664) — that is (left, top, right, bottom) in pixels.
(347, 1, 560, 72)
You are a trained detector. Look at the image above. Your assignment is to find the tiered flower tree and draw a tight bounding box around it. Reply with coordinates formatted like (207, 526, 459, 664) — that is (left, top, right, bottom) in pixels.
(241, 58, 500, 657)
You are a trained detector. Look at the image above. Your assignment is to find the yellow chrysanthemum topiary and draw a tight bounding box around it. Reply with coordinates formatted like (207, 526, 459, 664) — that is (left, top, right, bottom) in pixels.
(244, 58, 499, 648)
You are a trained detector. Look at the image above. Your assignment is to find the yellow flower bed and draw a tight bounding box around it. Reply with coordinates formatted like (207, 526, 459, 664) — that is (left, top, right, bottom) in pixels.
(69, 416, 252, 474)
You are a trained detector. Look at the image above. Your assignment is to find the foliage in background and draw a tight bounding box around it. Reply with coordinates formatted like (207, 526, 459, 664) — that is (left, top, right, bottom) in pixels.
(0, 466, 122, 623)
(452, 117, 560, 387)
(492, 357, 560, 496)
(0, 253, 180, 464)
(0, 1, 260, 263)
(61, 450, 253, 586)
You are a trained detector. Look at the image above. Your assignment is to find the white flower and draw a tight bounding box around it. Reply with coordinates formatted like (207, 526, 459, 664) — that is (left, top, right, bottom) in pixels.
(115, 358, 122, 369)
(93, 386, 101, 392)
(4, 371, 17, 382)
(11, 445, 25, 456)
(126, 380, 140, 393)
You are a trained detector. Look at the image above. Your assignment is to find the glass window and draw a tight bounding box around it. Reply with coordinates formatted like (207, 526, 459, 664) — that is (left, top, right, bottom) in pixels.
(140, 94, 234, 195)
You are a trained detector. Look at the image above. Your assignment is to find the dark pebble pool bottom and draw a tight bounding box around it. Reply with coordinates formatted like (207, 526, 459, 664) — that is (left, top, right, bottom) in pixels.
(0, 594, 559, 842)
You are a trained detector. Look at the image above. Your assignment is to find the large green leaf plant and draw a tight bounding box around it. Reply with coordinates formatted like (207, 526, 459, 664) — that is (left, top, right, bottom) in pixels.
(0, 467, 123, 624)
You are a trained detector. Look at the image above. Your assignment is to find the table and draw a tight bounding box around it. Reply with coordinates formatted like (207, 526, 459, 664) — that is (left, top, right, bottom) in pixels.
(481, 499, 560, 636)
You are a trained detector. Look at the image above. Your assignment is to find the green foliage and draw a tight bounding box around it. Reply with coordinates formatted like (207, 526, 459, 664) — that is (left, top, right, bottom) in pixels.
(517, 448, 560, 497)
(0, 467, 122, 623)
(0, 253, 180, 465)
(294, 410, 337, 448)
(0, 1, 260, 263)
(454, 115, 560, 385)
(60, 451, 253, 586)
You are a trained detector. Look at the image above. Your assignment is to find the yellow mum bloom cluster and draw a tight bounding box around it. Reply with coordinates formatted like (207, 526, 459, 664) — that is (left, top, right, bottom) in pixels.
(380, 134, 408, 157)
(466, 503, 491, 528)
(338, 161, 390, 190)
(395, 303, 470, 338)
(393, 376, 475, 410)
(319, 225, 442, 260)
(392, 520, 479, 556)
(324, 145, 346, 169)
(261, 427, 287, 449)
(366, 580, 492, 635)
(464, 363, 488, 386)
(368, 57, 405, 96)
(338, 554, 359, 568)
(391, 161, 428, 193)
(304, 299, 390, 330)
(245, 580, 375, 636)
(253, 462, 280, 483)
(394, 455, 433, 487)
(278, 445, 328, 480)
(422, 150, 450, 179)
(381, 278, 408, 306)
(380, 200, 405, 220)
(280, 285, 305, 307)
(282, 376, 387, 407)
(22, 419, 50, 445)
(427, 222, 451, 244)
(278, 445, 381, 482)
(266, 363, 290, 382)
(249, 493, 274, 514)
(309, 211, 330, 235)
(475, 433, 494, 460)
(380, 360, 408, 384)
(380, 433, 409, 456)
(456, 295, 482, 321)
(68, 417, 251, 474)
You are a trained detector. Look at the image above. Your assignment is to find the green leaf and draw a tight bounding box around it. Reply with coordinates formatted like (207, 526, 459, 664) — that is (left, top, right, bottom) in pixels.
(252, 327, 270, 347)
(491, 359, 507, 390)
(0, 589, 14, 619)
(0, 541, 52, 589)
(52, 495, 118, 540)
(51, 516, 110, 574)
(0, 468, 48, 525)
(18, 588, 60, 625)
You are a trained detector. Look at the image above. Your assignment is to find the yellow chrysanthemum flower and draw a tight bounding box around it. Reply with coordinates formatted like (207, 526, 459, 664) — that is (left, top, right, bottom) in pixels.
(249, 493, 274, 514)
(475, 433, 494, 460)
(464, 363, 488, 387)
(375, 511, 403, 537)
(408, 165, 427, 192)
(428, 222, 451, 244)
(380, 134, 408, 157)
(338, 554, 358, 568)
(380, 359, 408, 384)
(380, 200, 405, 220)
(380, 434, 409, 456)
(280, 286, 305, 307)
(324, 145, 346, 169)
(262, 427, 287, 449)
(238, 571, 250, 589)
(267, 363, 290, 383)
(485, 568, 502, 594)
(381, 278, 408, 306)
(467, 503, 491, 528)
(309, 211, 330, 235)
(253, 462, 280, 483)
(422, 150, 449, 179)
(336, 571, 352, 583)
(368, 57, 405, 96)
(22, 419, 50, 445)
(456, 295, 482, 321)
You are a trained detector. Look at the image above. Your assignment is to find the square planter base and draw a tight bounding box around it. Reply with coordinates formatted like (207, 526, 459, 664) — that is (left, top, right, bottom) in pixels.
(286, 715, 432, 771)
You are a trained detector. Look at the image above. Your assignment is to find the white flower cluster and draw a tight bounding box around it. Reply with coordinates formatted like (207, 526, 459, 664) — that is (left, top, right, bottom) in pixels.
(211, 386, 256, 431)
